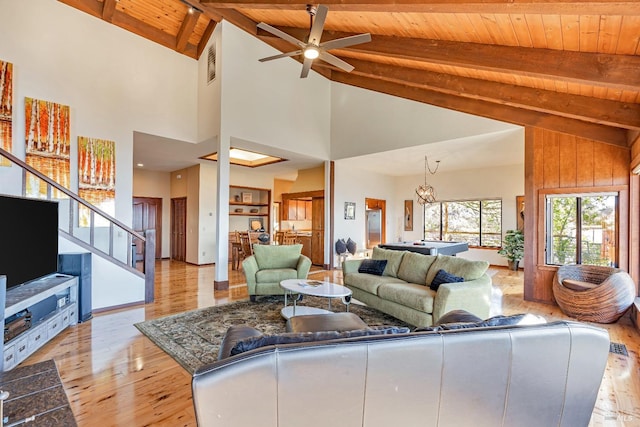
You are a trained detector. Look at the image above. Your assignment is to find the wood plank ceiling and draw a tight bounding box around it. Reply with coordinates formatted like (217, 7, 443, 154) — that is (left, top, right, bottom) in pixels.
(59, 0, 640, 147)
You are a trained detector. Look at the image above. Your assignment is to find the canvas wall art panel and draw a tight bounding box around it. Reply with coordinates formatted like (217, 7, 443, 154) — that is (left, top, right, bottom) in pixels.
(0, 60, 13, 167)
(78, 136, 116, 227)
(24, 97, 70, 198)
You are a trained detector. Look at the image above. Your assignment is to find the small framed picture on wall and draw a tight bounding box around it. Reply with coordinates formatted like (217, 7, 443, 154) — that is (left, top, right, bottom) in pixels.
(344, 202, 355, 220)
(404, 200, 413, 231)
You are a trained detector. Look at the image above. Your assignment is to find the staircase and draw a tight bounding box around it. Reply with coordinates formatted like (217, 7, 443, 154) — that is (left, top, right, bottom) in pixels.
(0, 147, 155, 303)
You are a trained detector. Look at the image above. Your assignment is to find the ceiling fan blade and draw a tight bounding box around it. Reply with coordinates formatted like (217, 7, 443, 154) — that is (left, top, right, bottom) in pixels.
(300, 57, 313, 78)
(259, 50, 303, 62)
(307, 5, 328, 45)
(320, 33, 372, 51)
(318, 51, 354, 72)
(257, 22, 305, 48)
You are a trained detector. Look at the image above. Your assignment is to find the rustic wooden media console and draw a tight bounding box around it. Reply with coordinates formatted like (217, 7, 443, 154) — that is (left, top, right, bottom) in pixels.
(2, 274, 78, 371)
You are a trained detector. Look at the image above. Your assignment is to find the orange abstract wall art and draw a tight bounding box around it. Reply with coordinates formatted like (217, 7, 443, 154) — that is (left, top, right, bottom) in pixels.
(78, 136, 115, 226)
(0, 60, 13, 167)
(24, 97, 71, 198)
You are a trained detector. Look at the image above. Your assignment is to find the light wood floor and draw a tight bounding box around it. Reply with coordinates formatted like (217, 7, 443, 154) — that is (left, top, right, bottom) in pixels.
(25, 260, 640, 426)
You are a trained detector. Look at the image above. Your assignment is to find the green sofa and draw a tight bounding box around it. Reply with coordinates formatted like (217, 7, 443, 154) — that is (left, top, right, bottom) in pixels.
(242, 244, 312, 302)
(342, 247, 492, 327)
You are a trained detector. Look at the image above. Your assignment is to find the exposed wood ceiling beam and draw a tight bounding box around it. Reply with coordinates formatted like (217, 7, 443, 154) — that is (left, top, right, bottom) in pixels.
(176, 10, 201, 52)
(197, 20, 218, 57)
(259, 28, 640, 92)
(316, 59, 640, 130)
(200, 0, 640, 15)
(59, 0, 200, 58)
(101, 0, 116, 22)
(332, 72, 628, 147)
(199, 5, 259, 34)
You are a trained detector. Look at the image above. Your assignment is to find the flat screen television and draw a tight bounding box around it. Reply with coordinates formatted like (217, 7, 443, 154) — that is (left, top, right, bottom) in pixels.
(0, 195, 59, 289)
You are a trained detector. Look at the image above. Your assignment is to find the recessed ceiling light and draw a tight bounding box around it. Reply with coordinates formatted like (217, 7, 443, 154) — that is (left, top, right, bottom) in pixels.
(200, 148, 287, 168)
(137, 163, 144, 167)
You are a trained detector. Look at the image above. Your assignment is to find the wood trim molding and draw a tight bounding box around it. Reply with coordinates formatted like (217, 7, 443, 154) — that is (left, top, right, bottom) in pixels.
(200, 0, 640, 15)
(282, 190, 325, 200)
(214, 280, 229, 290)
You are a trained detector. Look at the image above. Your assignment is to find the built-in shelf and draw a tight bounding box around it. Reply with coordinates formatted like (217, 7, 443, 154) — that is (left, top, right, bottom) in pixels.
(229, 185, 271, 232)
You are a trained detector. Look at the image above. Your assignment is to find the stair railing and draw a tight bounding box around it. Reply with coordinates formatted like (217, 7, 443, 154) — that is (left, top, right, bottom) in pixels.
(0, 148, 154, 303)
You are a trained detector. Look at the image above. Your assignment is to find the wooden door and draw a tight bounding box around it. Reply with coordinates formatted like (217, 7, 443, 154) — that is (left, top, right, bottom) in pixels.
(171, 197, 186, 262)
(132, 197, 162, 260)
(311, 197, 324, 265)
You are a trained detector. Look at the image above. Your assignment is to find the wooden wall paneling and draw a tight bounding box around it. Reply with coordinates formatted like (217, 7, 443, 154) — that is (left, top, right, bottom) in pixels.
(619, 188, 630, 271)
(558, 134, 577, 188)
(523, 127, 538, 302)
(542, 130, 560, 188)
(613, 146, 631, 186)
(525, 126, 632, 304)
(575, 137, 594, 186)
(629, 175, 640, 289)
(593, 143, 614, 186)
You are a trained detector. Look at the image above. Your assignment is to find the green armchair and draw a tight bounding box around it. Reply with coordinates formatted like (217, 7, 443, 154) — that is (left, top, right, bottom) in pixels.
(242, 244, 312, 302)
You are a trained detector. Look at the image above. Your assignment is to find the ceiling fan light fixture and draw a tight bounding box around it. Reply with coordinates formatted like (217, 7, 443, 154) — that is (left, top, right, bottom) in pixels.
(304, 46, 319, 59)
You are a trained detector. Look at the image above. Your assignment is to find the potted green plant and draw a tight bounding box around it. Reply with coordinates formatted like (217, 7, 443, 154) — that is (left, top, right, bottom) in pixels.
(498, 229, 524, 270)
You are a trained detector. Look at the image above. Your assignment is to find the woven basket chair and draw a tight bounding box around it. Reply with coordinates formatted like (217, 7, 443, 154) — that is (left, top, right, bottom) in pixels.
(552, 264, 636, 323)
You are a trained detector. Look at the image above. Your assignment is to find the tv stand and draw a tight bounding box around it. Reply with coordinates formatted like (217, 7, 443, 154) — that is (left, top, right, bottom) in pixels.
(3, 274, 78, 370)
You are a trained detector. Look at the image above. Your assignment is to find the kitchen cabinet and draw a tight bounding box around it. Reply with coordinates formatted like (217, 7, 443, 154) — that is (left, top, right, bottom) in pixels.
(284, 199, 312, 220)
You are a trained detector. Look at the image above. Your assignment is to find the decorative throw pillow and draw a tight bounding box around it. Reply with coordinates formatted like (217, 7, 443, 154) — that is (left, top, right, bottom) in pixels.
(357, 259, 388, 276)
(562, 278, 598, 291)
(429, 269, 464, 291)
(437, 313, 544, 330)
(229, 326, 411, 356)
(335, 238, 347, 255)
(346, 238, 357, 255)
(424, 254, 489, 285)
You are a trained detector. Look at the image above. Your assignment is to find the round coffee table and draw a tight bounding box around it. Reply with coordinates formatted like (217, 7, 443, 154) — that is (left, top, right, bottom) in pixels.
(279, 279, 352, 319)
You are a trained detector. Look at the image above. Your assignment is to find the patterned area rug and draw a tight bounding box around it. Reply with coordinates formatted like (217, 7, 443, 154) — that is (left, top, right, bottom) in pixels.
(135, 296, 409, 374)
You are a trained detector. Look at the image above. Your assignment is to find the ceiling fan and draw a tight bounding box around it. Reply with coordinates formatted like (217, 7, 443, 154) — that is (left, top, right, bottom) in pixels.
(257, 4, 371, 78)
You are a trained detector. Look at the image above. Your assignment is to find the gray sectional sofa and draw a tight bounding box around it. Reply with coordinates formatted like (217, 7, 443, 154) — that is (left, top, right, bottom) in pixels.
(342, 247, 492, 326)
(192, 318, 610, 427)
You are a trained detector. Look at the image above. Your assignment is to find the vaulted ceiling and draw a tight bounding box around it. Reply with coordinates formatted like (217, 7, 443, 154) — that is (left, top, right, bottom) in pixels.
(60, 0, 640, 148)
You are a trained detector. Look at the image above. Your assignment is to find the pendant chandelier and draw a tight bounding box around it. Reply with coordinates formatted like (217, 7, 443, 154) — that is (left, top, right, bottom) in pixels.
(415, 155, 440, 205)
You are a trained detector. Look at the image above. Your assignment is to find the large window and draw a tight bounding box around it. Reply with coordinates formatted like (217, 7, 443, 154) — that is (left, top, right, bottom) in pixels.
(545, 193, 617, 266)
(424, 199, 502, 247)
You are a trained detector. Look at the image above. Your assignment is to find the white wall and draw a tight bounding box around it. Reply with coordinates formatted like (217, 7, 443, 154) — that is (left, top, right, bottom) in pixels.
(330, 82, 517, 160)
(219, 21, 331, 160)
(0, 0, 198, 224)
(198, 24, 222, 144)
(394, 162, 524, 266)
(333, 161, 397, 262)
(0, 0, 199, 307)
(58, 237, 145, 311)
(198, 163, 218, 264)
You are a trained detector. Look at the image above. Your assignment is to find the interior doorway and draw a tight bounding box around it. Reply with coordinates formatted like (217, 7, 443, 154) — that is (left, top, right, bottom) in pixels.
(365, 198, 386, 249)
(171, 197, 187, 262)
(132, 197, 162, 260)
